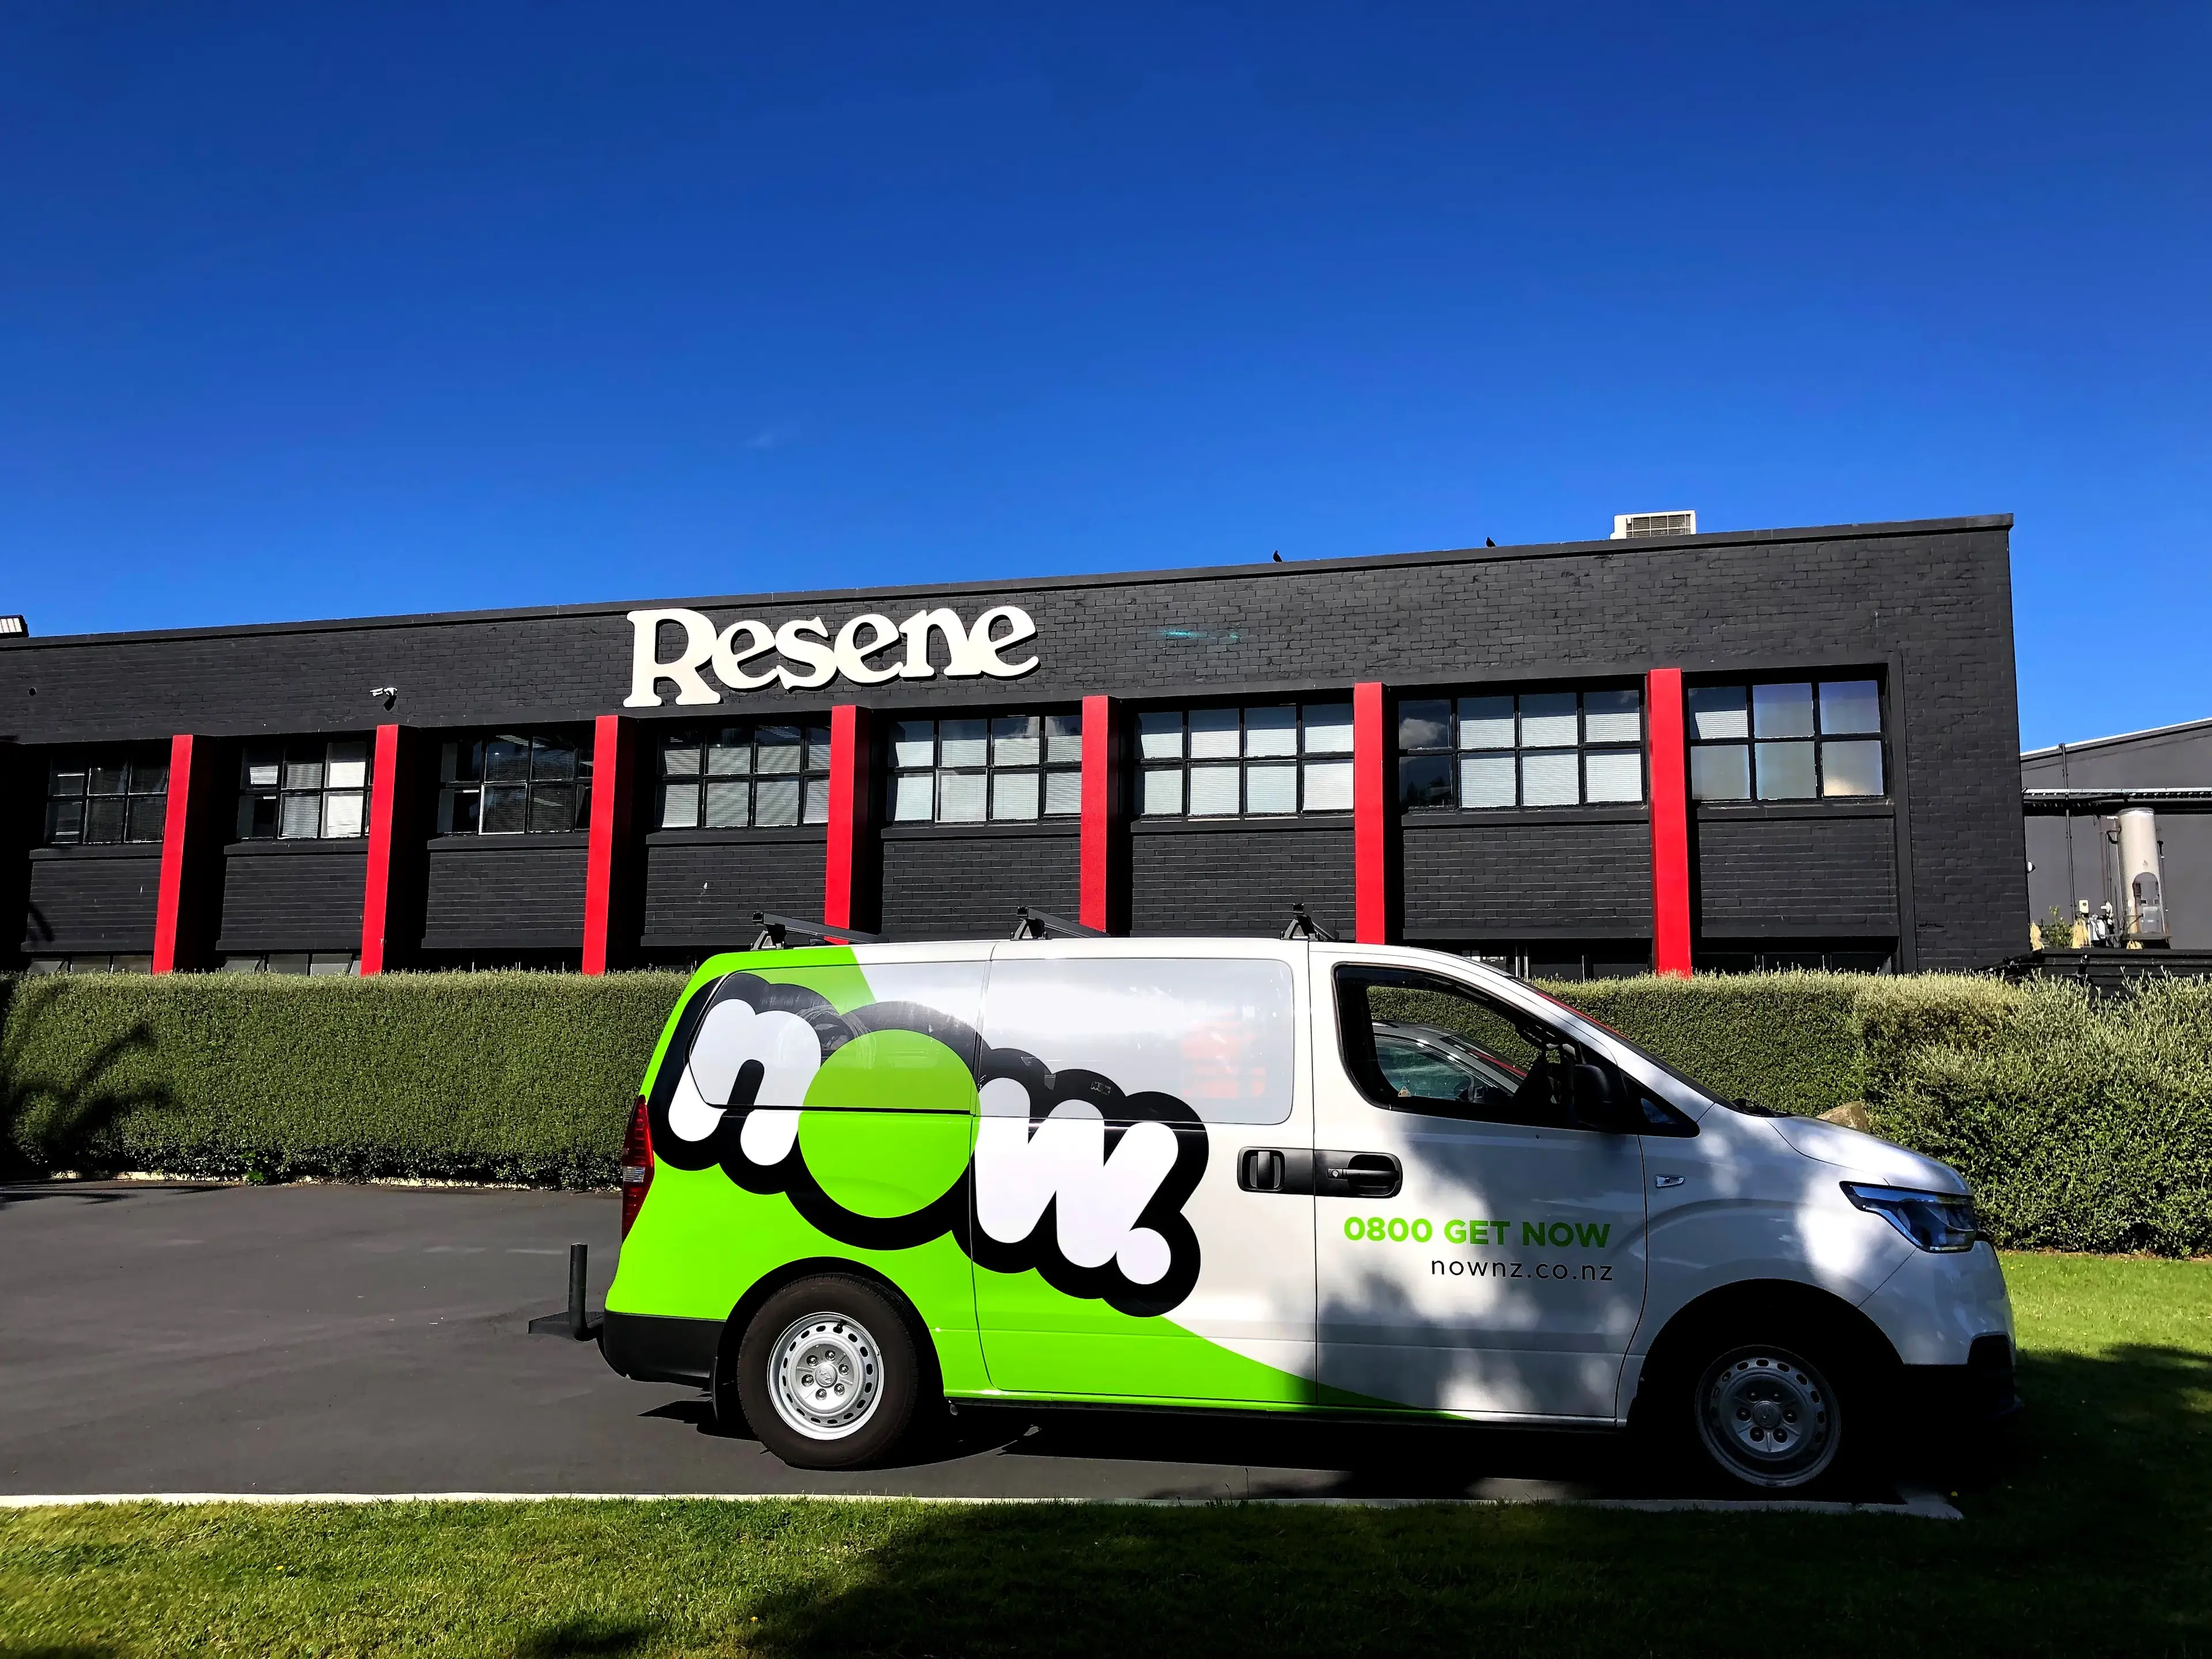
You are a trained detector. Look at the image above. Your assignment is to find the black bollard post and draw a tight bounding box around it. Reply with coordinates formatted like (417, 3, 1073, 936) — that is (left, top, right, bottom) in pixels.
(567, 1243, 589, 1340)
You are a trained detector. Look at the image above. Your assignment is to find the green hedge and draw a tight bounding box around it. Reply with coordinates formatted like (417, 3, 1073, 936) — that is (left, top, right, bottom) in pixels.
(1541, 971, 2212, 1257)
(1532, 972, 1870, 1114)
(1862, 977, 2212, 1257)
(6, 967, 2210, 1255)
(0, 972, 687, 1187)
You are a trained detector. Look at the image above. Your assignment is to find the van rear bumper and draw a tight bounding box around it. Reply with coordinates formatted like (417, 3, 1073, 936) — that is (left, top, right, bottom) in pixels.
(600, 1311, 721, 1387)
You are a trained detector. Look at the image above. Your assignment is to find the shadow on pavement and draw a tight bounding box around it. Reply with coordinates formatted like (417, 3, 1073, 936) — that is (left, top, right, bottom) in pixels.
(637, 1388, 1908, 1502)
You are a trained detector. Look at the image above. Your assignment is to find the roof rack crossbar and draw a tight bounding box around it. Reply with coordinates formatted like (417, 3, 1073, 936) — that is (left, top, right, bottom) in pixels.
(1010, 906, 1104, 941)
(751, 912, 883, 950)
(1282, 903, 1338, 942)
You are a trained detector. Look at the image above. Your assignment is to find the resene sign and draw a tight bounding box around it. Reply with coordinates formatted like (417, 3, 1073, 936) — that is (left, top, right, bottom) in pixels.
(625, 605, 1041, 706)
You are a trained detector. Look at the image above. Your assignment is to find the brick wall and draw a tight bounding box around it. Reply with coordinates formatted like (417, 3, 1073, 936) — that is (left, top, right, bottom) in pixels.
(1402, 814, 1652, 940)
(421, 839, 589, 949)
(22, 850, 161, 955)
(1131, 821, 1355, 938)
(642, 835, 826, 948)
(1695, 810, 1900, 937)
(216, 844, 368, 953)
(0, 517, 2025, 969)
(880, 826, 1079, 941)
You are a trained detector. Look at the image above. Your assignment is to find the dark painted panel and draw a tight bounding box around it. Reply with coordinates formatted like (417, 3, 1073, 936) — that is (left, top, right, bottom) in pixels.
(1130, 823, 1354, 938)
(2028, 811, 2212, 951)
(422, 843, 589, 948)
(23, 853, 162, 953)
(1402, 817, 1651, 940)
(880, 829, 1077, 942)
(217, 847, 368, 952)
(1696, 813, 1899, 937)
(642, 838, 824, 948)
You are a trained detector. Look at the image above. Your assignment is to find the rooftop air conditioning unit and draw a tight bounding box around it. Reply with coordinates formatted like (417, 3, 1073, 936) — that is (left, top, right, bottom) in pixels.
(1611, 511, 1696, 540)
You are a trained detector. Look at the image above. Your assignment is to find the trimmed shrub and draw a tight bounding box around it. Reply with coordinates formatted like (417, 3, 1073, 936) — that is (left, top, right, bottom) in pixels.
(1536, 971, 1868, 1114)
(1867, 978, 2212, 1257)
(0, 971, 686, 1187)
(7, 967, 2209, 1255)
(1547, 971, 2212, 1255)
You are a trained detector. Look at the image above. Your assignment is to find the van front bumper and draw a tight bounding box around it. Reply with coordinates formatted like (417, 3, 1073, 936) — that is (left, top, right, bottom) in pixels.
(600, 1310, 721, 1387)
(1899, 1332, 2020, 1423)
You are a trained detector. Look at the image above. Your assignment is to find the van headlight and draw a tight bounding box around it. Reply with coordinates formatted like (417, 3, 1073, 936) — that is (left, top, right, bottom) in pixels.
(1841, 1183, 1981, 1252)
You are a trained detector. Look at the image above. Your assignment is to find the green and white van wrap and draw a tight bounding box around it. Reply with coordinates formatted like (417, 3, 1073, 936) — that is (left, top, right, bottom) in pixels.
(609, 945, 1326, 1408)
(605, 938, 2018, 1441)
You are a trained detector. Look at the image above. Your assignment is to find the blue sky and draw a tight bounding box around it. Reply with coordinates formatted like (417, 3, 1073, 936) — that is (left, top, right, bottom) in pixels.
(1, 3, 2203, 751)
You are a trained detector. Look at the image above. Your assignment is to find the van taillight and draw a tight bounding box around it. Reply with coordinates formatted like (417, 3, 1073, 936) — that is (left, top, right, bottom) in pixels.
(620, 1096, 652, 1238)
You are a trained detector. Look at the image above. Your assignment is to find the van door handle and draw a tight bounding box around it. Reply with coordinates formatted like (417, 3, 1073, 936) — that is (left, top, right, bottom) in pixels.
(1317, 1150, 1403, 1199)
(1237, 1147, 1316, 1195)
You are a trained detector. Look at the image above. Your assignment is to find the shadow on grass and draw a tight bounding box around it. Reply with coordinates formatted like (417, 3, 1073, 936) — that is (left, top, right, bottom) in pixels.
(512, 1616, 660, 1657)
(711, 1340, 2211, 1657)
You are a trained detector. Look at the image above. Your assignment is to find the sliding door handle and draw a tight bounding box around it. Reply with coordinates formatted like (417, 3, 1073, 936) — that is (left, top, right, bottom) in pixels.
(1237, 1147, 1317, 1195)
(1318, 1150, 1403, 1199)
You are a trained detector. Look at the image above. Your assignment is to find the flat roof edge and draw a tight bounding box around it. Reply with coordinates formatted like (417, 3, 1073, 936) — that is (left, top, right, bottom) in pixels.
(2022, 710, 2212, 759)
(2, 513, 2013, 653)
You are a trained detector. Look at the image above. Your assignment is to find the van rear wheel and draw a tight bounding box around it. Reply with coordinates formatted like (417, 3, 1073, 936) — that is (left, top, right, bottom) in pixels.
(734, 1275, 925, 1469)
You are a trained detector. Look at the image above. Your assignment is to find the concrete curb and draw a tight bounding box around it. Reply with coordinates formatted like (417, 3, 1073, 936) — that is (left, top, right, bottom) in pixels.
(0, 1490, 1963, 1518)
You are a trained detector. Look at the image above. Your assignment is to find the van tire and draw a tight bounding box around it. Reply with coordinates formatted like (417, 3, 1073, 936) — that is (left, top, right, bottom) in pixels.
(734, 1275, 925, 1469)
(1648, 1314, 1880, 1496)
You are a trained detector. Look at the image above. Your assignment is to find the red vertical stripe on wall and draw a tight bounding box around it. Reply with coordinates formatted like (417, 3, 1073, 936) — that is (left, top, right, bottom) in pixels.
(150, 733, 198, 974)
(1079, 694, 1115, 933)
(582, 713, 635, 975)
(359, 723, 405, 975)
(1353, 681, 1389, 944)
(823, 703, 869, 934)
(1647, 667, 1693, 976)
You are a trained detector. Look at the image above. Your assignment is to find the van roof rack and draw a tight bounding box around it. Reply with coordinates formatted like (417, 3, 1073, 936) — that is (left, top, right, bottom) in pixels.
(1010, 906, 1104, 941)
(1282, 904, 1338, 942)
(751, 912, 882, 950)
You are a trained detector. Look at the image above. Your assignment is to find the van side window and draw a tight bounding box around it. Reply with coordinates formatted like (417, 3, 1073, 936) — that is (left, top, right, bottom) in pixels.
(983, 956, 1296, 1126)
(1332, 965, 1596, 1129)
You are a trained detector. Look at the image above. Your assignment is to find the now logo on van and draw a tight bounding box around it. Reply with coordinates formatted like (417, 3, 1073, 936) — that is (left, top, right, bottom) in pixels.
(646, 969, 1207, 1319)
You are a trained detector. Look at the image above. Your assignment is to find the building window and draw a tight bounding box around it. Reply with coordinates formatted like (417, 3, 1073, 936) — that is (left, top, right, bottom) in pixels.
(1687, 679, 1884, 802)
(219, 951, 361, 975)
(654, 722, 831, 830)
(44, 747, 169, 846)
(237, 739, 373, 840)
(25, 953, 156, 974)
(1138, 703, 1353, 819)
(1397, 688, 1643, 810)
(440, 731, 595, 834)
(891, 712, 1081, 823)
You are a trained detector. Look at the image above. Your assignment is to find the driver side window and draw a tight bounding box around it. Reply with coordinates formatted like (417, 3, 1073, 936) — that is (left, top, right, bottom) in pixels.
(1334, 964, 1590, 1128)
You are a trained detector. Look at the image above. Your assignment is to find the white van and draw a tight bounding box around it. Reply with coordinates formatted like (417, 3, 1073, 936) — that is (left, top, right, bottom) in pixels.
(602, 935, 2017, 1492)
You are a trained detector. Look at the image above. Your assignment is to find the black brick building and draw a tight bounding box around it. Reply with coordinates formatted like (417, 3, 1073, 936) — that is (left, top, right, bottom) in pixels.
(0, 513, 2025, 978)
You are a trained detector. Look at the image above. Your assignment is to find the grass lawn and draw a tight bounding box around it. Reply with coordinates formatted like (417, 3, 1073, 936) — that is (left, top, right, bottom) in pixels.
(3, 1251, 2207, 1658)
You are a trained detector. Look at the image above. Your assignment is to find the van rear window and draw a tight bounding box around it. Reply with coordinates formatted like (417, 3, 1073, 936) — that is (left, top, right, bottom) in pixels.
(983, 957, 1296, 1126)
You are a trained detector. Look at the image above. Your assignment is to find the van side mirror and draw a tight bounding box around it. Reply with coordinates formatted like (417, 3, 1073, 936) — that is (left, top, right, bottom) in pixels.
(1569, 1064, 1633, 1134)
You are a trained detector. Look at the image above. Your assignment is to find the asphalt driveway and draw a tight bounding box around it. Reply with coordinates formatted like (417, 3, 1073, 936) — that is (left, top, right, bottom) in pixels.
(0, 1179, 1901, 1503)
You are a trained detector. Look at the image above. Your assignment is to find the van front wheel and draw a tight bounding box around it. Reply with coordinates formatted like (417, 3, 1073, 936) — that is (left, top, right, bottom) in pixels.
(735, 1275, 924, 1469)
(1687, 1336, 1850, 1493)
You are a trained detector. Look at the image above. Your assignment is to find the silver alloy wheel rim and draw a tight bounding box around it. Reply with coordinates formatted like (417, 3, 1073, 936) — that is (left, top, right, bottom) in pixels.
(1694, 1345, 1840, 1488)
(768, 1312, 884, 1442)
